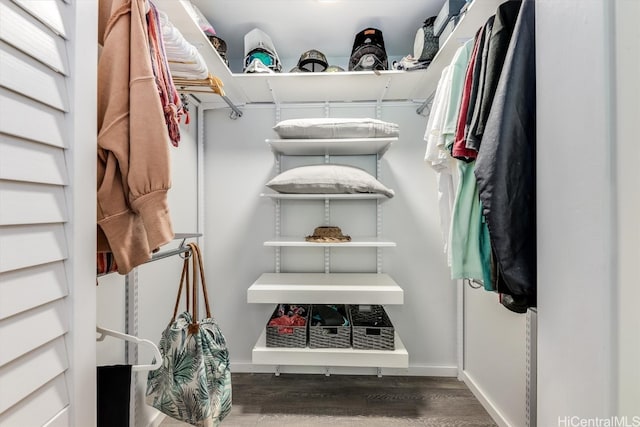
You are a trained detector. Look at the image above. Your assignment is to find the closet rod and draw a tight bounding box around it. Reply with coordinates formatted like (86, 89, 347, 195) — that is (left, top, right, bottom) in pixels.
(97, 233, 201, 277)
(148, 232, 202, 263)
(148, 245, 191, 263)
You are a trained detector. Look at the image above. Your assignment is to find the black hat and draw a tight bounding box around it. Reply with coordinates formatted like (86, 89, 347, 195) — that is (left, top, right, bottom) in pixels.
(349, 27, 388, 71)
(297, 49, 329, 72)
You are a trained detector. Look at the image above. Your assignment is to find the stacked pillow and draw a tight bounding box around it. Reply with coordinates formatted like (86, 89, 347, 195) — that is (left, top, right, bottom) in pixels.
(266, 164, 394, 198)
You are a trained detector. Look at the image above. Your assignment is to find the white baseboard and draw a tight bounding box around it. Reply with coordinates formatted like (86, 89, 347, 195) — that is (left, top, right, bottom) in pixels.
(460, 370, 512, 427)
(230, 362, 458, 377)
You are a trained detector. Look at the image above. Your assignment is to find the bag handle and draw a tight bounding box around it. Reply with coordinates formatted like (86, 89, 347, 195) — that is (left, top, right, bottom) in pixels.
(171, 247, 192, 323)
(171, 243, 212, 331)
(190, 243, 212, 320)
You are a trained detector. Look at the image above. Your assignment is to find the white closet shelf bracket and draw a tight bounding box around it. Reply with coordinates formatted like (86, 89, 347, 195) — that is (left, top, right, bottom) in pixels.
(96, 326, 162, 371)
(416, 91, 435, 116)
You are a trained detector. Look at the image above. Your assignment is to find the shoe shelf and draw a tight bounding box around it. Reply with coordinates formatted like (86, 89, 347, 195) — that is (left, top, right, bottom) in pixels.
(252, 329, 408, 368)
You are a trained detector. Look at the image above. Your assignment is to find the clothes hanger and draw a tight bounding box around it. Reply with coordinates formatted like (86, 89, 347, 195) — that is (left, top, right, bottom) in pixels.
(96, 326, 162, 372)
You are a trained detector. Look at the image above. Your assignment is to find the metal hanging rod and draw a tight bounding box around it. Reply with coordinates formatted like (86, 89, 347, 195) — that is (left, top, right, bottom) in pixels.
(97, 233, 202, 277)
(149, 232, 202, 262)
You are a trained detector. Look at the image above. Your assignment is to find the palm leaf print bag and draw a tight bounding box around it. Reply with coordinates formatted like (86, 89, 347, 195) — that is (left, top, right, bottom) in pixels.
(146, 243, 232, 426)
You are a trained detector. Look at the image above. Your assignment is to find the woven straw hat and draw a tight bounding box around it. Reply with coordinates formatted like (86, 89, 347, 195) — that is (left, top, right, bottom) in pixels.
(305, 226, 351, 243)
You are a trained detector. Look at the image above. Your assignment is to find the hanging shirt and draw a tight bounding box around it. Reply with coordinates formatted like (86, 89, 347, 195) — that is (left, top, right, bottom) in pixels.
(468, 0, 522, 150)
(475, 0, 536, 302)
(467, 14, 496, 152)
(451, 28, 483, 161)
(424, 66, 454, 257)
(443, 39, 475, 154)
(449, 160, 484, 281)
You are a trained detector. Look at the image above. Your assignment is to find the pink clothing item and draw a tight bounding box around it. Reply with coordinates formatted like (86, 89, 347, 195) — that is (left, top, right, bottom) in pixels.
(147, 2, 183, 147)
(97, 0, 174, 274)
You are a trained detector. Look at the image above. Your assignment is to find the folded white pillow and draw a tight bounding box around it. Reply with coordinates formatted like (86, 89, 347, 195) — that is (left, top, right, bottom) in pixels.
(273, 118, 399, 139)
(266, 164, 394, 198)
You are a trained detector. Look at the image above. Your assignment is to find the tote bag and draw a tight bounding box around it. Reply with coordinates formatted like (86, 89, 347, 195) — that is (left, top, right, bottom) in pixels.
(146, 243, 232, 427)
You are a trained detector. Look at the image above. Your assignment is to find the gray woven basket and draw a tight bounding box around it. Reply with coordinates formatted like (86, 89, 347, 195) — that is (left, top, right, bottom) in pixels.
(266, 304, 309, 348)
(309, 305, 351, 349)
(349, 305, 395, 350)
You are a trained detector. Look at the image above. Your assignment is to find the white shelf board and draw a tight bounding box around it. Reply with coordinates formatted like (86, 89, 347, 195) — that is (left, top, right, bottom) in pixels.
(233, 68, 432, 105)
(260, 192, 389, 201)
(266, 137, 396, 156)
(252, 329, 408, 368)
(264, 237, 396, 248)
(248, 273, 403, 304)
(157, 0, 504, 107)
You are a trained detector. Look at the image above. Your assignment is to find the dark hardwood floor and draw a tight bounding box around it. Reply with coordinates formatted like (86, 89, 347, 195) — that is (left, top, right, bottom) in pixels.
(160, 373, 497, 427)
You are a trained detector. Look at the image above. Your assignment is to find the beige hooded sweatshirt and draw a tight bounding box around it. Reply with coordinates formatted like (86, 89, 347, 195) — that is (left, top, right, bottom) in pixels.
(97, 0, 174, 274)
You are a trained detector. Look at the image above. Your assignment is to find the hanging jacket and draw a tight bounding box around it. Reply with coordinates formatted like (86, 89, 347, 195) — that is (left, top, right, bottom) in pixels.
(467, 0, 522, 151)
(474, 0, 536, 300)
(97, 0, 174, 274)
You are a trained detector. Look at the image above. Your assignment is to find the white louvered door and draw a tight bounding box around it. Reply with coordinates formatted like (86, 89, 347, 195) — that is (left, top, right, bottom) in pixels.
(0, 0, 96, 425)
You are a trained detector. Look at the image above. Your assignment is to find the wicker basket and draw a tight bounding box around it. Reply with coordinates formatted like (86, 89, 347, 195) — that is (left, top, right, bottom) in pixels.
(309, 305, 351, 349)
(266, 304, 309, 348)
(349, 305, 395, 350)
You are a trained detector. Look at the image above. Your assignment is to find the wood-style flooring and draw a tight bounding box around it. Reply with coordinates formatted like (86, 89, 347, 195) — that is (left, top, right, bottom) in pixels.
(159, 373, 497, 427)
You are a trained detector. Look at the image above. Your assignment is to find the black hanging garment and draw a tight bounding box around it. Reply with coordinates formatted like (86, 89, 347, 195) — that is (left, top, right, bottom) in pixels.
(474, 0, 536, 309)
(97, 365, 132, 427)
(467, 0, 522, 151)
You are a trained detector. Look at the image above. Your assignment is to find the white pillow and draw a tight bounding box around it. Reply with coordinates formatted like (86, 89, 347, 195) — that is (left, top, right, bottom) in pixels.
(273, 118, 399, 139)
(265, 164, 395, 198)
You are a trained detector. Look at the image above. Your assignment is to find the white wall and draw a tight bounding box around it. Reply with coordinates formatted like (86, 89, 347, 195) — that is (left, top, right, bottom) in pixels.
(613, 0, 640, 418)
(536, 0, 625, 423)
(462, 286, 527, 427)
(202, 102, 458, 375)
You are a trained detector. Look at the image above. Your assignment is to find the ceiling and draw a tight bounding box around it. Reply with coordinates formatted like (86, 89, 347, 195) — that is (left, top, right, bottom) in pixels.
(192, 0, 444, 72)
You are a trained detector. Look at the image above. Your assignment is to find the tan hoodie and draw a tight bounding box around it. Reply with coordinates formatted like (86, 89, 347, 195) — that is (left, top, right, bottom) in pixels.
(97, 0, 174, 274)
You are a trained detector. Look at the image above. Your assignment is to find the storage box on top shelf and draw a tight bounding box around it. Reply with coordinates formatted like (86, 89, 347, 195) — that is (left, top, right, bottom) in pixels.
(265, 304, 310, 348)
(309, 305, 352, 349)
(349, 305, 395, 350)
(433, 0, 467, 36)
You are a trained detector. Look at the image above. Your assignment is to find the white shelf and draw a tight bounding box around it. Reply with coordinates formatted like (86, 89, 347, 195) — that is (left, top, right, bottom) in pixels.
(267, 137, 396, 157)
(157, 0, 504, 108)
(260, 192, 390, 201)
(264, 237, 396, 248)
(248, 273, 404, 304)
(252, 330, 409, 368)
(153, 0, 429, 106)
